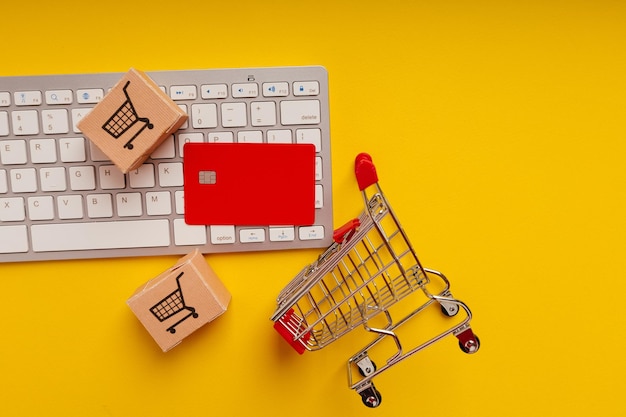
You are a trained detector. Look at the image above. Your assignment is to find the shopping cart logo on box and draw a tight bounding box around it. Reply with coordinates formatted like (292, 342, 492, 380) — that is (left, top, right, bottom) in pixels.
(150, 271, 199, 334)
(101, 80, 153, 150)
(271, 153, 480, 408)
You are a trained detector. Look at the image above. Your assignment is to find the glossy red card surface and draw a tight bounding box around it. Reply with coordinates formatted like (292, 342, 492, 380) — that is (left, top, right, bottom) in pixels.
(183, 143, 316, 226)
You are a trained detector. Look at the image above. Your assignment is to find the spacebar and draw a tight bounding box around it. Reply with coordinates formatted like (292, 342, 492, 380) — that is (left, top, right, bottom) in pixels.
(31, 220, 171, 252)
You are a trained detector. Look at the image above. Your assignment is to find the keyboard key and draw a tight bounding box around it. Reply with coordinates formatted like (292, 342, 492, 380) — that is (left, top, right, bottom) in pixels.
(30, 219, 171, 252)
(129, 164, 155, 188)
(0, 197, 25, 221)
(293, 81, 320, 96)
(45, 90, 73, 105)
(240, 228, 266, 243)
(210, 225, 236, 244)
(191, 103, 218, 128)
(12, 110, 39, 135)
(262, 82, 289, 97)
(237, 131, 263, 143)
(270, 227, 296, 242)
(41, 109, 69, 134)
(0, 140, 28, 164)
(14, 91, 42, 106)
(0, 92, 10, 106)
(269, 227, 295, 242)
(200, 84, 228, 99)
(280, 100, 321, 125)
(174, 190, 184, 215)
(0, 170, 7, 193)
(0, 225, 28, 253)
(27, 196, 54, 220)
(267, 129, 292, 144)
(89, 141, 109, 161)
(116, 192, 143, 217)
(177, 104, 189, 129)
(69, 166, 96, 190)
(57, 195, 84, 219)
(315, 156, 323, 180)
(221, 102, 247, 127)
(39, 167, 67, 192)
(71, 108, 91, 132)
(178, 132, 204, 156)
(173, 219, 207, 245)
(208, 132, 234, 143)
(10, 168, 37, 193)
(87, 193, 114, 218)
(150, 135, 176, 159)
(59, 137, 86, 162)
(296, 128, 322, 151)
(99, 165, 126, 189)
(315, 184, 324, 208)
(251, 101, 276, 126)
(298, 225, 325, 240)
(76, 89, 104, 104)
(146, 191, 172, 215)
(158, 162, 183, 187)
(0, 111, 8, 136)
(30, 139, 58, 163)
(170, 85, 197, 100)
(232, 83, 259, 98)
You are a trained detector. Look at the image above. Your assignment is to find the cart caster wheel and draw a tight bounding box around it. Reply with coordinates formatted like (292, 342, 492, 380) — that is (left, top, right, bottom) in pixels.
(357, 360, 377, 377)
(440, 303, 459, 317)
(459, 335, 480, 353)
(126, 144, 134, 150)
(168, 329, 176, 334)
(360, 387, 382, 408)
(192, 313, 199, 318)
(356, 355, 377, 377)
(147, 123, 154, 129)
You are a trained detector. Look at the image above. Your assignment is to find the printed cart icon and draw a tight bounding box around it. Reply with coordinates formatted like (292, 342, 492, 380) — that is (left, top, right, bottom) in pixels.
(101, 80, 153, 150)
(271, 153, 480, 408)
(150, 271, 198, 334)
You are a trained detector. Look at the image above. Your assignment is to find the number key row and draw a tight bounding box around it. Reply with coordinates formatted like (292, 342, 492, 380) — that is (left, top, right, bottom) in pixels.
(0, 108, 83, 136)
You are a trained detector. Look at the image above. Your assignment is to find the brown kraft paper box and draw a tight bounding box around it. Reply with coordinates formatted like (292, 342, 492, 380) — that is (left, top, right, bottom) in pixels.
(77, 68, 188, 173)
(127, 249, 231, 352)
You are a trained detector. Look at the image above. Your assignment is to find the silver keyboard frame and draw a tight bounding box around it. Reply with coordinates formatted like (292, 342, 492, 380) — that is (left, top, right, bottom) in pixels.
(0, 66, 333, 262)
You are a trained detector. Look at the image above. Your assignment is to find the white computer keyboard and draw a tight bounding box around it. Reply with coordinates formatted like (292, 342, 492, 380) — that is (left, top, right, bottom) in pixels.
(0, 66, 333, 262)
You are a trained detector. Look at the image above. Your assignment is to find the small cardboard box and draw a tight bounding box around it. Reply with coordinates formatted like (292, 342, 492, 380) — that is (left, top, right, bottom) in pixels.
(127, 249, 231, 352)
(77, 68, 188, 173)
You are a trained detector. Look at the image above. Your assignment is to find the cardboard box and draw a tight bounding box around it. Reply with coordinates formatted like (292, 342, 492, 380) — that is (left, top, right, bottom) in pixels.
(77, 68, 188, 173)
(127, 249, 231, 352)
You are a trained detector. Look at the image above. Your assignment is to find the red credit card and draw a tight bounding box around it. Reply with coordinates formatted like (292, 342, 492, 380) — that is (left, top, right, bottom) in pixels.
(183, 143, 316, 226)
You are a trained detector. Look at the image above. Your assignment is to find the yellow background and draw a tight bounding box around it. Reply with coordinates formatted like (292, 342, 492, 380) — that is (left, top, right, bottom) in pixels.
(1, 1, 625, 415)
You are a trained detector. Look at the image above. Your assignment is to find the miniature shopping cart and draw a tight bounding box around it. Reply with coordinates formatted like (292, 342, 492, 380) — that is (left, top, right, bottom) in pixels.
(101, 80, 153, 150)
(271, 153, 480, 408)
(150, 271, 199, 334)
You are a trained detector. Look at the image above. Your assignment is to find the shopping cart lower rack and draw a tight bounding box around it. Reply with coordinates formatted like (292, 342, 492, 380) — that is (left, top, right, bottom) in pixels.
(270, 153, 480, 408)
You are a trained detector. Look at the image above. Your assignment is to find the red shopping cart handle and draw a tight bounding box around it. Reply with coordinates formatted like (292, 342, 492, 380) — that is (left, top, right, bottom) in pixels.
(355, 152, 378, 191)
(333, 218, 361, 243)
(274, 309, 311, 355)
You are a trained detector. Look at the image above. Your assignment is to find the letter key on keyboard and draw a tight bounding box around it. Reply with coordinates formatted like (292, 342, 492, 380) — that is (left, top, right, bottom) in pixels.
(0, 66, 333, 262)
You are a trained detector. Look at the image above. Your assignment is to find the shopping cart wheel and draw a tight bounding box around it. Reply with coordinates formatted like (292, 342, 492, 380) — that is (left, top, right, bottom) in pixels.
(357, 359, 377, 377)
(459, 335, 480, 354)
(440, 302, 459, 317)
(360, 386, 382, 408)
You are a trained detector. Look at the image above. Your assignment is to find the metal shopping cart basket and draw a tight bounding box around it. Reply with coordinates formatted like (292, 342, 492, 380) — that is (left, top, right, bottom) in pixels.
(271, 153, 480, 408)
(150, 271, 199, 334)
(101, 80, 153, 150)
